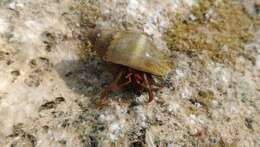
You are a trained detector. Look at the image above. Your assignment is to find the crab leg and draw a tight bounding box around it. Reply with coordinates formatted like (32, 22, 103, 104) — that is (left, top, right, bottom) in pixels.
(136, 73, 154, 102)
(100, 68, 132, 100)
(100, 69, 124, 100)
(118, 76, 132, 87)
(143, 73, 154, 102)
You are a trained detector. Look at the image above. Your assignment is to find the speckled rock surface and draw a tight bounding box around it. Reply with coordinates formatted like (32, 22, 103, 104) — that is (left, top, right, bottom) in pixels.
(0, 0, 259, 147)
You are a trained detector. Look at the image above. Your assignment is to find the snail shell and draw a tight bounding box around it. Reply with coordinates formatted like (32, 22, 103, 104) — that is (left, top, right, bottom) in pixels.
(91, 30, 172, 76)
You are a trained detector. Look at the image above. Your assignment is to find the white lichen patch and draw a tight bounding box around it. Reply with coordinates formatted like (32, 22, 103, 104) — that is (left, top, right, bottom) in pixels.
(180, 85, 193, 99)
(183, 0, 198, 7)
(256, 55, 260, 70)
(0, 18, 9, 34)
(167, 101, 181, 113)
(8, 0, 24, 10)
(108, 122, 123, 141)
(211, 64, 231, 90)
(133, 105, 148, 128)
(11, 20, 45, 43)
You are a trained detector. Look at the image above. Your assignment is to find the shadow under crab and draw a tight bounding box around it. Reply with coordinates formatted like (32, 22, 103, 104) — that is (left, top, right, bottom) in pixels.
(55, 59, 145, 107)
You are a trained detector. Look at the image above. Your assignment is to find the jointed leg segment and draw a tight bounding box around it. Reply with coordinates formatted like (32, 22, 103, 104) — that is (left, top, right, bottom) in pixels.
(99, 68, 155, 106)
(100, 69, 131, 100)
(136, 73, 154, 102)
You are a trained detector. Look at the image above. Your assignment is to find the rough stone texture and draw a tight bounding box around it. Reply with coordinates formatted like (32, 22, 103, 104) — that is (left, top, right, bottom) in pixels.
(0, 0, 259, 147)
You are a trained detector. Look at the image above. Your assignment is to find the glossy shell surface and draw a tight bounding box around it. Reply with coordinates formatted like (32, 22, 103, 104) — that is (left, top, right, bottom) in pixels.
(105, 31, 171, 76)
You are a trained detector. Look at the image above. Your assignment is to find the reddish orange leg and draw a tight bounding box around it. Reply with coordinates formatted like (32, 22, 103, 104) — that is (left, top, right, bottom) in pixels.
(136, 73, 154, 102)
(99, 69, 132, 107)
(143, 73, 154, 102)
(98, 70, 123, 107)
(100, 70, 123, 99)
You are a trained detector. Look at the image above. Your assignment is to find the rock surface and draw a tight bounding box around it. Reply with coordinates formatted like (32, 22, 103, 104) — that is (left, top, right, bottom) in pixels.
(0, 0, 259, 146)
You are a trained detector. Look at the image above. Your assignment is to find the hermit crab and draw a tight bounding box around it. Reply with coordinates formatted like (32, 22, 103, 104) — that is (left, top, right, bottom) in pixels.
(88, 29, 172, 103)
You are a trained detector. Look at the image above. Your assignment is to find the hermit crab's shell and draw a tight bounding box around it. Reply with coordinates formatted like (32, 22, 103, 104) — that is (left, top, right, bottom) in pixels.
(104, 31, 172, 76)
